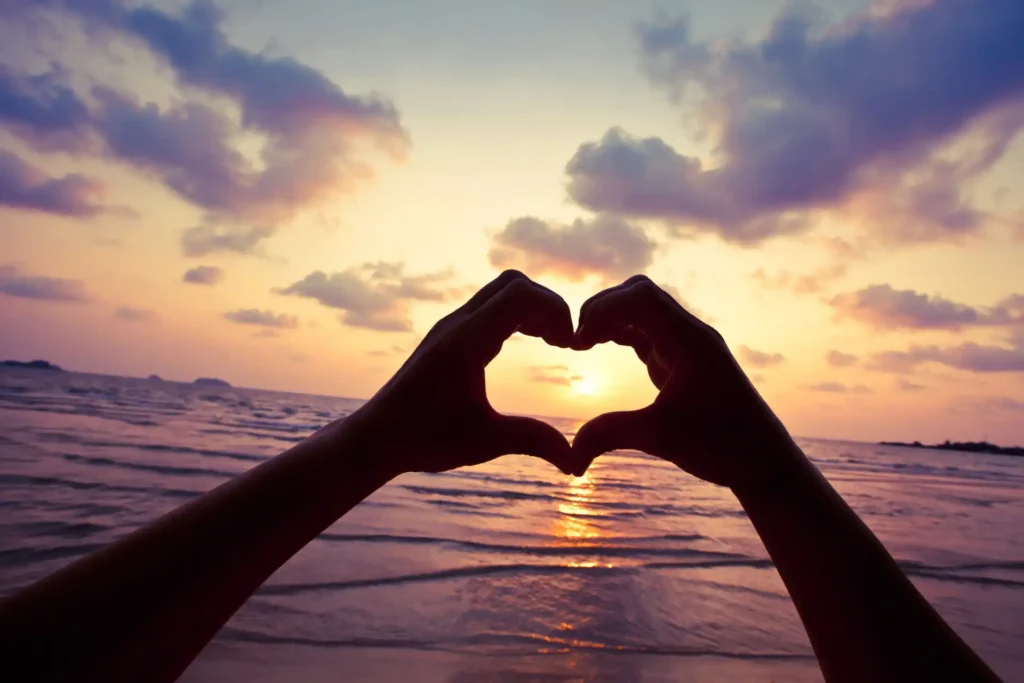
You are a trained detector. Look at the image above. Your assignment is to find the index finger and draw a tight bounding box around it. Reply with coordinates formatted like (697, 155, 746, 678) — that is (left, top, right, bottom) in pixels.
(465, 277, 574, 364)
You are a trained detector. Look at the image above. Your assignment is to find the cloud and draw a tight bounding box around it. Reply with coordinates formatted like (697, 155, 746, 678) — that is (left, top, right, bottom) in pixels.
(0, 65, 93, 151)
(223, 308, 298, 329)
(182, 265, 224, 285)
(829, 285, 1023, 331)
(752, 265, 847, 295)
(276, 262, 456, 333)
(806, 382, 871, 393)
(529, 364, 583, 386)
(180, 225, 274, 257)
(565, 1, 1024, 243)
(896, 378, 926, 392)
(972, 396, 1024, 413)
(737, 345, 785, 368)
(0, 1, 408, 254)
(826, 350, 859, 368)
(0, 149, 107, 216)
(0, 265, 89, 302)
(870, 341, 1024, 374)
(115, 306, 156, 321)
(488, 215, 657, 282)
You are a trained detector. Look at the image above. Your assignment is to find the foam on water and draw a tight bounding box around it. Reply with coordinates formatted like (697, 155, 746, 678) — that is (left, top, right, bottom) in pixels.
(0, 367, 1022, 682)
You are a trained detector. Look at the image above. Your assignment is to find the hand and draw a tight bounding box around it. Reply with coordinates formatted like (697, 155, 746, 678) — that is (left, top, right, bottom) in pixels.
(572, 275, 802, 492)
(347, 270, 583, 477)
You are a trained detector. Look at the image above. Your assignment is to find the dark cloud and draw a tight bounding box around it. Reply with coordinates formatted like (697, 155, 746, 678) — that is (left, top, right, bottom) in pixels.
(276, 262, 456, 333)
(737, 345, 785, 368)
(826, 350, 859, 368)
(0, 0, 408, 254)
(223, 308, 298, 329)
(830, 285, 1023, 331)
(0, 264, 89, 302)
(0, 65, 93, 151)
(115, 306, 156, 321)
(182, 265, 224, 285)
(566, 1, 1024, 243)
(806, 382, 871, 394)
(0, 149, 106, 216)
(489, 215, 657, 282)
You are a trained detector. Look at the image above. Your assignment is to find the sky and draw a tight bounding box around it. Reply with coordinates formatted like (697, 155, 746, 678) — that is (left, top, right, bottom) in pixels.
(1, 0, 1023, 444)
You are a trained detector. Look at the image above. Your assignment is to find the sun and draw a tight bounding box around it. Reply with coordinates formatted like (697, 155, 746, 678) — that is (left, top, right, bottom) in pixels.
(571, 375, 598, 396)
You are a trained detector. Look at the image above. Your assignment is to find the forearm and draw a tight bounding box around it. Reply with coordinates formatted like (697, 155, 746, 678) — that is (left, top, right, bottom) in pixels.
(0, 410, 395, 682)
(735, 447, 998, 682)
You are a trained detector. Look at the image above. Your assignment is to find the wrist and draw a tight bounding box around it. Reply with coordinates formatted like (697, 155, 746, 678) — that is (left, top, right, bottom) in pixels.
(729, 438, 816, 504)
(311, 404, 408, 482)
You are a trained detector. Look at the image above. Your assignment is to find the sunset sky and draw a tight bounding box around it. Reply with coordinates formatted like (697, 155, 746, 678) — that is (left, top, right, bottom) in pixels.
(1, 0, 1023, 443)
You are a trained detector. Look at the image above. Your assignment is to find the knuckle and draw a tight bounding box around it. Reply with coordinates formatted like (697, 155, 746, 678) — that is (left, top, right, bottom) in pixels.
(499, 269, 528, 283)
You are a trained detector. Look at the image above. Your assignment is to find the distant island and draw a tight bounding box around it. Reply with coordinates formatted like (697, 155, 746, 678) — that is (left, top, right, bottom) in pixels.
(146, 375, 164, 382)
(192, 377, 232, 388)
(880, 440, 1024, 457)
(1, 359, 63, 372)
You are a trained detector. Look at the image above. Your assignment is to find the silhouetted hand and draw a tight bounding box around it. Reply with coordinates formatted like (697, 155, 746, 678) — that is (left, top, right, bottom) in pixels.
(572, 275, 800, 491)
(352, 270, 582, 476)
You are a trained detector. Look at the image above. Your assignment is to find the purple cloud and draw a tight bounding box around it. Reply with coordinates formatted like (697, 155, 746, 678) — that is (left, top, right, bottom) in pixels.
(180, 225, 274, 258)
(0, 149, 106, 216)
(529, 364, 583, 386)
(182, 265, 224, 285)
(0, 0, 408, 255)
(566, 1, 1024, 243)
(806, 382, 871, 394)
(738, 345, 785, 369)
(830, 285, 1023, 331)
(826, 350, 859, 368)
(276, 262, 456, 333)
(870, 333, 1024, 374)
(488, 215, 657, 282)
(223, 308, 298, 329)
(115, 306, 157, 322)
(0, 265, 89, 302)
(0, 66, 93, 151)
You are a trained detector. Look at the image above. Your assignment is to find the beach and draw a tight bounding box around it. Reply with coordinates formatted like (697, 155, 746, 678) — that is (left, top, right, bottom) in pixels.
(1, 367, 1021, 682)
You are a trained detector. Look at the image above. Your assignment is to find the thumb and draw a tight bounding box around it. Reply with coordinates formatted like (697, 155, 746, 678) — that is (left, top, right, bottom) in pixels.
(489, 414, 578, 476)
(572, 406, 658, 470)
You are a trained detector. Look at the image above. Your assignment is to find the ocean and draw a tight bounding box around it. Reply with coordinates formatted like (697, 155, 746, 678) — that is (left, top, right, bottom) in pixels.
(0, 367, 1021, 682)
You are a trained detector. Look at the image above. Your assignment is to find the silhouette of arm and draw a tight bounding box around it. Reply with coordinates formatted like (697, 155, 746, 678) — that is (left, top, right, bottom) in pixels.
(572, 275, 1000, 683)
(0, 271, 581, 683)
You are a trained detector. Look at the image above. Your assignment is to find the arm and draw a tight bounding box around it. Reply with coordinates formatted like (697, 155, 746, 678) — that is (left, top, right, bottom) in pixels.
(0, 270, 581, 683)
(571, 275, 1000, 683)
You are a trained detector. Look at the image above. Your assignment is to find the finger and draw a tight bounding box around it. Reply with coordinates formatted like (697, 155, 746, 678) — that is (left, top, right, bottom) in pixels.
(468, 278, 574, 360)
(575, 279, 677, 351)
(572, 406, 660, 468)
(576, 274, 652, 335)
(489, 414, 578, 476)
(459, 270, 528, 314)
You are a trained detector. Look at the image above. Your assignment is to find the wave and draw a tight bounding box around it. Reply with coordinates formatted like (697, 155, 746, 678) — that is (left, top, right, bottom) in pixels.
(316, 532, 717, 561)
(33, 432, 267, 463)
(60, 452, 238, 479)
(217, 625, 814, 660)
(0, 473, 200, 500)
(257, 557, 775, 596)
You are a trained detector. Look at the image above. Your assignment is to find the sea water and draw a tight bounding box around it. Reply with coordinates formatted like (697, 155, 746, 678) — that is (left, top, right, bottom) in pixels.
(1, 368, 1021, 682)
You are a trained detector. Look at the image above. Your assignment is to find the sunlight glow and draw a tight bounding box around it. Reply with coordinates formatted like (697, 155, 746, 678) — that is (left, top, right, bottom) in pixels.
(571, 375, 598, 396)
